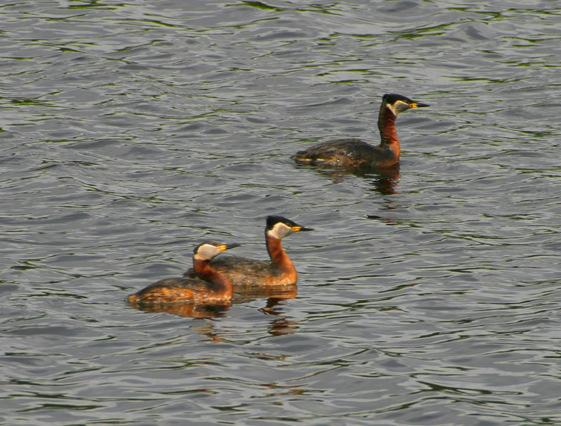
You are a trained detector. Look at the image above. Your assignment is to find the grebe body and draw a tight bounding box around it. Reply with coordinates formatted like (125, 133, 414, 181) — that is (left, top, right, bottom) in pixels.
(185, 216, 312, 288)
(127, 242, 238, 305)
(293, 94, 429, 169)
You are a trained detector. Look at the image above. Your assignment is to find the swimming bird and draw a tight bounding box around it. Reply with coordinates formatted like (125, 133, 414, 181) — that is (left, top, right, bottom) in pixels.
(292, 93, 429, 169)
(185, 216, 312, 288)
(127, 241, 239, 305)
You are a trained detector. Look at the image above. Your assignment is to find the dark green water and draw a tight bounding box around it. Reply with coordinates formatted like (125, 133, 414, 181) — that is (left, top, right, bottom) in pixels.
(1, 1, 560, 424)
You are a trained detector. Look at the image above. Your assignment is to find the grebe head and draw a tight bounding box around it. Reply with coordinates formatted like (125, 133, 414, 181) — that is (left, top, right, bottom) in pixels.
(193, 241, 240, 261)
(383, 93, 429, 116)
(266, 216, 313, 239)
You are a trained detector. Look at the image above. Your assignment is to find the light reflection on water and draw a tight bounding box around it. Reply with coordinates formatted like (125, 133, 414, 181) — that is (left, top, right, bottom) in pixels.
(1, 0, 561, 424)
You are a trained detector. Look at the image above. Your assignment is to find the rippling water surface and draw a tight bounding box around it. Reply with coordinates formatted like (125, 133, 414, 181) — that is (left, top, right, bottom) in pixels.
(1, 1, 561, 424)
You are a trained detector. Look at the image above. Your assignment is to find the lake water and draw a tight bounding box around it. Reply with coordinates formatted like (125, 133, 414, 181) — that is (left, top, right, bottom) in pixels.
(1, 1, 561, 424)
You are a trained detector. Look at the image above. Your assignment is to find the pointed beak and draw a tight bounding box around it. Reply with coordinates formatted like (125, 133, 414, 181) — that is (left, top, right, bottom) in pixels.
(410, 101, 430, 108)
(292, 225, 314, 232)
(219, 243, 240, 252)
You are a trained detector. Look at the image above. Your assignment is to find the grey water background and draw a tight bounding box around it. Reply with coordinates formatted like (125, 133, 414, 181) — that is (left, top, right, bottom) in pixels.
(1, 0, 560, 424)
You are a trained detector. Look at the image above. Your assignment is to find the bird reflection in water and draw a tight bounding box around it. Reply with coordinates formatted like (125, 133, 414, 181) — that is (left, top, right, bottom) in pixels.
(234, 285, 298, 306)
(299, 164, 400, 195)
(128, 301, 231, 319)
(364, 166, 400, 195)
(128, 285, 299, 338)
(238, 285, 299, 336)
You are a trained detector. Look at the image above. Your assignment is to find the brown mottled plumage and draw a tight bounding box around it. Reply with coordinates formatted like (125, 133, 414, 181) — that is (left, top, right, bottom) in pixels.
(127, 242, 238, 306)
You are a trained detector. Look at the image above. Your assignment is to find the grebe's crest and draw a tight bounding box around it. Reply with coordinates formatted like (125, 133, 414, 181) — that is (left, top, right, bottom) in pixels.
(193, 241, 239, 260)
(266, 215, 313, 239)
(383, 93, 429, 116)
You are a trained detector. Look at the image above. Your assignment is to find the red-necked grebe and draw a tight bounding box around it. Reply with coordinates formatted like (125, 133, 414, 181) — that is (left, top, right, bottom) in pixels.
(293, 93, 429, 169)
(185, 216, 312, 288)
(127, 241, 239, 305)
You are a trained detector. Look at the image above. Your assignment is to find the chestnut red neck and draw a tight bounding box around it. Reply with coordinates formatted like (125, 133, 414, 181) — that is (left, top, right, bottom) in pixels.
(378, 106, 400, 147)
(193, 258, 233, 296)
(266, 235, 296, 274)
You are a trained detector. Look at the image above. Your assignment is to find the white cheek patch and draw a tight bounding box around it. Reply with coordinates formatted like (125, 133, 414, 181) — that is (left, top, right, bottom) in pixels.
(267, 223, 292, 239)
(396, 100, 410, 113)
(395, 101, 410, 111)
(386, 103, 397, 116)
(195, 244, 219, 260)
(387, 100, 410, 115)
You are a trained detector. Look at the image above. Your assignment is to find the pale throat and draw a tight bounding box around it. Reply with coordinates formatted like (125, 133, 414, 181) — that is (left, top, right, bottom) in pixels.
(267, 223, 291, 240)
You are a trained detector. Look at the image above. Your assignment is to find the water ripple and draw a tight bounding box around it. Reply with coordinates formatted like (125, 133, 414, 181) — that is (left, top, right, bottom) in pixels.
(1, 0, 561, 424)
